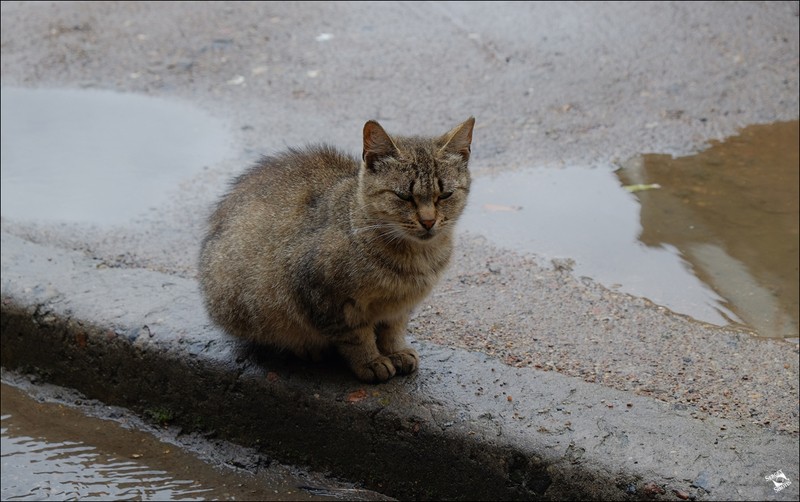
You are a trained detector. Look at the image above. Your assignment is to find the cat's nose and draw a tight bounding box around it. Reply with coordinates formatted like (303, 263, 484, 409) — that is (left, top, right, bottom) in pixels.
(420, 219, 435, 230)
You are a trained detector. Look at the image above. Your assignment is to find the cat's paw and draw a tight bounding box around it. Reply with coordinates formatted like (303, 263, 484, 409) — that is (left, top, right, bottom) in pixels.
(354, 356, 396, 383)
(388, 348, 419, 375)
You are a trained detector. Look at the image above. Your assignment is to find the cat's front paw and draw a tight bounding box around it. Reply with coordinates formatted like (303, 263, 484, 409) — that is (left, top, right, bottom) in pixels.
(388, 348, 419, 375)
(354, 356, 396, 383)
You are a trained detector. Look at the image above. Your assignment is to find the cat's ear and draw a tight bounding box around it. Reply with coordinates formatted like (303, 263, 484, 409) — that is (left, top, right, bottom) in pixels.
(439, 117, 475, 162)
(363, 120, 398, 171)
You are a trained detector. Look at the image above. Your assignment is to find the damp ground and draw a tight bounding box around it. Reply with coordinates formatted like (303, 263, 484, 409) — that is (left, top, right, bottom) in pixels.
(1, 376, 391, 501)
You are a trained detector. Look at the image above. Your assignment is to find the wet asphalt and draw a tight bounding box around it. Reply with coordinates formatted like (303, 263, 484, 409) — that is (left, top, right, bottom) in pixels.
(1, 2, 799, 500)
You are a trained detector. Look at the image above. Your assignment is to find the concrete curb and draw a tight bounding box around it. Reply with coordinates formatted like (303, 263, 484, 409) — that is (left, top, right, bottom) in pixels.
(2, 231, 798, 501)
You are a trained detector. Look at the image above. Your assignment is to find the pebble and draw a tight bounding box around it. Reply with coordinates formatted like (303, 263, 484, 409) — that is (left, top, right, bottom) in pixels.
(673, 489, 690, 500)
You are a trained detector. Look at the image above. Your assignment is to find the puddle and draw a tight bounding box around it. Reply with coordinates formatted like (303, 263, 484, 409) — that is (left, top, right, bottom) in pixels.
(0, 87, 232, 225)
(461, 121, 798, 339)
(617, 121, 798, 339)
(461, 166, 738, 327)
(1, 381, 385, 501)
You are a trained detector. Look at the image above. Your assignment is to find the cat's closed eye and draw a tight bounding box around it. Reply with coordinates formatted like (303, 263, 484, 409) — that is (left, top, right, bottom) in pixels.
(392, 190, 453, 203)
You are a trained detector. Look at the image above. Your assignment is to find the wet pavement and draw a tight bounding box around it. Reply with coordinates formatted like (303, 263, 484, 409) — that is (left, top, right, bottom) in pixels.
(1, 1, 799, 500)
(1, 237, 797, 500)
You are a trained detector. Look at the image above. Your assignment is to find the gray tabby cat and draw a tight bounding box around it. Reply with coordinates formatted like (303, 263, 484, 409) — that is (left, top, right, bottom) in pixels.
(198, 117, 475, 382)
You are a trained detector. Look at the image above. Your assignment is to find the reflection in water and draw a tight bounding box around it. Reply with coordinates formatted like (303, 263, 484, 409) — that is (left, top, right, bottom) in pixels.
(2, 430, 207, 500)
(0, 382, 368, 501)
(1, 384, 210, 501)
(461, 166, 739, 326)
(617, 121, 799, 338)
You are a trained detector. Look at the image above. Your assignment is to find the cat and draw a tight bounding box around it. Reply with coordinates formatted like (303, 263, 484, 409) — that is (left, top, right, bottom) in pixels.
(198, 117, 475, 382)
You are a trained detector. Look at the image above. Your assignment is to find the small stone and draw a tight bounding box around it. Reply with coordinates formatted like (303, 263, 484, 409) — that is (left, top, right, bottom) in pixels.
(673, 489, 690, 500)
(642, 481, 665, 497)
(691, 471, 711, 492)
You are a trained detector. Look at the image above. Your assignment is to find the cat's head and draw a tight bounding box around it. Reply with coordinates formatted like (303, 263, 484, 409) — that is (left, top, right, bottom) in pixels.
(357, 117, 474, 245)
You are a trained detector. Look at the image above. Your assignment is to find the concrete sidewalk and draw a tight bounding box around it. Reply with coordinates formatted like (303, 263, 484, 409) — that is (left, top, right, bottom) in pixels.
(3, 232, 797, 500)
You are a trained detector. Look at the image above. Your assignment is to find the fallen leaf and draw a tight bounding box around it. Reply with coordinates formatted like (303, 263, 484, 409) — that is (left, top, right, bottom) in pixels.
(623, 183, 661, 193)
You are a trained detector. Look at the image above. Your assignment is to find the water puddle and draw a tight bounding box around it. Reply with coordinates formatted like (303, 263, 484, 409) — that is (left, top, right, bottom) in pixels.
(0, 87, 232, 225)
(1, 382, 385, 501)
(461, 121, 798, 339)
(617, 121, 798, 338)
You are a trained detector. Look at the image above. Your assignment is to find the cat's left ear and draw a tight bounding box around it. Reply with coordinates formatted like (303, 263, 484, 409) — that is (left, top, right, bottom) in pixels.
(439, 117, 475, 162)
(363, 120, 398, 171)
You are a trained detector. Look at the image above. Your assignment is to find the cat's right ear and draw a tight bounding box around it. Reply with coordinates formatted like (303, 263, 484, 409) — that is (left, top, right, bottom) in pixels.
(363, 120, 398, 171)
(439, 117, 475, 162)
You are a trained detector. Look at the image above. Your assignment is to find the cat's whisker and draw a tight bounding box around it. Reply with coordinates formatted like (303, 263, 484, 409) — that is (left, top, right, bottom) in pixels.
(353, 221, 409, 243)
(358, 226, 406, 247)
(352, 223, 392, 235)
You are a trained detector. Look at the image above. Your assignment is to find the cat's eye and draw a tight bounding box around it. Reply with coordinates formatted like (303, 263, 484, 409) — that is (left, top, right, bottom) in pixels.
(394, 191, 414, 202)
(438, 191, 453, 201)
